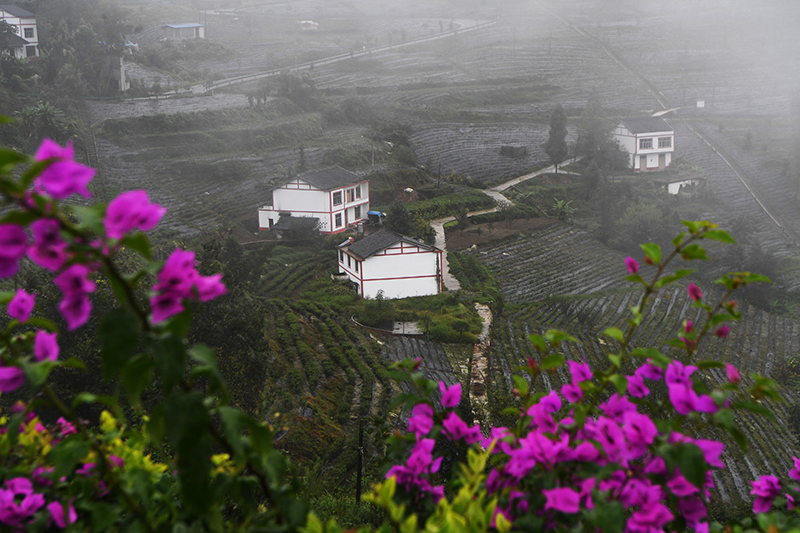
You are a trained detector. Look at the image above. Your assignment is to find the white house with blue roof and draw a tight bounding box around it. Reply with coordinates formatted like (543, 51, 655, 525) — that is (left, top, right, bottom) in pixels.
(258, 166, 370, 235)
(163, 22, 204, 40)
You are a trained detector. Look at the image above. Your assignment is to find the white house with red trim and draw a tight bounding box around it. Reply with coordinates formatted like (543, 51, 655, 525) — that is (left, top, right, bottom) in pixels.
(337, 229, 443, 299)
(0, 4, 38, 59)
(613, 117, 674, 172)
(258, 166, 369, 235)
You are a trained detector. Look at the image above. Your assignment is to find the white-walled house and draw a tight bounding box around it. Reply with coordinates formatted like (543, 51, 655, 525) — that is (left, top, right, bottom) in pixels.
(163, 23, 205, 40)
(337, 229, 443, 299)
(0, 4, 38, 59)
(258, 166, 369, 235)
(613, 117, 674, 172)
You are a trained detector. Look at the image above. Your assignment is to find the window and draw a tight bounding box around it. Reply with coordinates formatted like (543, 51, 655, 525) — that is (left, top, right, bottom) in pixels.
(346, 188, 354, 203)
(355, 261, 359, 273)
(332, 191, 342, 205)
(339, 250, 343, 262)
(347, 255, 351, 267)
(354, 205, 361, 220)
(639, 138, 653, 150)
(335, 213, 342, 227)
(23, 27, 33, 39)
(658, 137, 672, 149)
(356, 185, 361, 199)
(25, 45, 36, 57)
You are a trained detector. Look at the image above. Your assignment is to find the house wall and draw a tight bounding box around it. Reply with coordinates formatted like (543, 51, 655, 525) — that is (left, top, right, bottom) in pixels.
(259, 178, 369, 234)
(0, 12, 38, 58)
(613, 124, 674, 171)
(338, 244, 442, 299)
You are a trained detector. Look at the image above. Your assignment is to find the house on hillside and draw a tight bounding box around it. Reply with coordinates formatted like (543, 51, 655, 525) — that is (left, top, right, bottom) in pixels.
(163, 23, 205, 40)
(613, 117, 674, 172)
(258, 166, 369, 235)
(337, 229, 443, 299)
(0, 4, 38, 59)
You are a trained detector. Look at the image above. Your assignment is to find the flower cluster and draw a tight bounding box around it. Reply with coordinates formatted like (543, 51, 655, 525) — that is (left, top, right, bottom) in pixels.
(150, 249, 226, 323)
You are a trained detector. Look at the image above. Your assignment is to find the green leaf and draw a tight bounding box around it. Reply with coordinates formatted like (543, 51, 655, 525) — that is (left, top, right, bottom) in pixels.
(189, 344, 228, 400)
(623, 273, 646, 285)
(99, 308, 140, 379)
(0, 116, 16, 124)
(703, 229, 736, 244)
(735, 401, 776, 421)
(541, 353, 564, 370)
(630, 348, 671, 367)
(682, 220, 703, 234)
(595, 501, 624, 533)
(729, 426, 748, 452)
(528, 334, 547, 353)
(0, 210, 38, 226)
(742, 272, 771, 284)
(640, 242, 662, 265)
(697, 361, 725, 370)
(653, 269, 695, 289)
(121, 232, 152, 259)
(70, 204, 106, 235)
(120, 354, 155, 408)
(19, 160, 48, 190)
(672, 232, 687, 248)
(709, 313, 736, 326)
(677, 443, 707, 489)
(151, 335, 187, 395)
(713, 408, 734, 430)
(544, 329, 578, 345)
(26, 317, 57, 331)
(219, 406, 248, 459)
(609, 374, 627, 394)
(49, 435, 89, 481)
(23, 360, 56, 388)
(608, 354, 621, 368)
(680, 243, 708, 261)
(602, 327, 624, 342)
(512, 375, 529, 396)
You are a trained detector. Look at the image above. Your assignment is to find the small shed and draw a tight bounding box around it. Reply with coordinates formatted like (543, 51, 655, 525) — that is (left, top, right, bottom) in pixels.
(163, 23, 205, 40)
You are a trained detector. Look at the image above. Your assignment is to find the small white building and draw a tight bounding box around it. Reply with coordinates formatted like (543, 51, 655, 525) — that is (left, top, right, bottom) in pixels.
(337, 229, 443, 299)
(613, 117, 674, 172)
(0, 4, 38, 59)
(163, 23, 205, 40)
(258, 166, 369, 235)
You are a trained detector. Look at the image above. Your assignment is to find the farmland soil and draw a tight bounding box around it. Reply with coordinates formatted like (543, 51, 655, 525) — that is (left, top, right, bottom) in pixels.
(446, 218, 556, 250)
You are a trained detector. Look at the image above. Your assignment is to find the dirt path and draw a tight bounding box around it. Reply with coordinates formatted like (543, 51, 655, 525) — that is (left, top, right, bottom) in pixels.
(471, 302, 492, 428)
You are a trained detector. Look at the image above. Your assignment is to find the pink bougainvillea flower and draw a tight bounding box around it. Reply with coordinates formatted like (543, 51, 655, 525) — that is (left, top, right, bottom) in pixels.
(627, 373, 649, 398)
(750, 475, 781, 513)
(567, 360, 592, 384)
(8, 288, 35, 322)
(58, 293, 92, 331)
(635, 360, 663, 381)
(668, 382, 697, 415)
(34, 139, 95, 199)
(543, 487, 580, 514)
(439, 381, 461, 409)
(0, 257, 20, 278)
(725, 363, 740, 384)
(716, 325, 731, 339)
(195, 273, 226, 302)
(54, 264, 96, 296)
(665, 361, 697, 387)
(0, 477, 45, 527)
(408, 403, 434, 436)
(150, 293, 185, 324)
(540, 390, 562, 414)
(695, 439, 725, 469)
(687, 283, 703, 302)
(34, 330, 59, 362)
(0, 365, 25, 392)
(561, 382, 582, 403)
(104, 189, 166, 240)
(47, 500, 77, 529)
(789, 457, 800, 481)
(627, 499, 673, 533)
(28, 219, 68, 271)
(0, 224, 28, 260)
(684, 320, 693, 334)
(442, 411, 481, 444)
(624, 256, 639, 275)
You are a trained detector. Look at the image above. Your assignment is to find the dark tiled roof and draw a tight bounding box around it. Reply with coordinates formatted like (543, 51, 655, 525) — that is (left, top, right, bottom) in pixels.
(273, 215, 319, 231)
(296, 166, 362, 190)
(2, 32, 28, 46)
(619, 117, 673, 134)
(0, 5, 35, 17)
(346, 229, 439, 260)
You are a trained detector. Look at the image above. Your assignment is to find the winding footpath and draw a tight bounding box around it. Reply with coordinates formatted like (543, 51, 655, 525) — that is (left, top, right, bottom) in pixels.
(433, 158, 578, 292)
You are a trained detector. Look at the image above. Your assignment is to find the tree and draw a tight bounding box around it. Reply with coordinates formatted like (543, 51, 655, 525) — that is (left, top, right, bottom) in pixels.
(385, 201, 414, 235)
(0, 19, 18, 56)
(575, 89, 626, 172)
(544, 104, 569, 173)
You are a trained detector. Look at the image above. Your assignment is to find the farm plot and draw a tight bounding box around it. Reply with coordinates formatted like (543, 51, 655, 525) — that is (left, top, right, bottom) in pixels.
(466, 222, 631, 304)
(486, 287, 800, 509)
(672, 122, 795, 258)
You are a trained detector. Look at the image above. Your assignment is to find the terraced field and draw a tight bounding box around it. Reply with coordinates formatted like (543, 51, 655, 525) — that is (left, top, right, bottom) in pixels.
(469, 223, 631, 304)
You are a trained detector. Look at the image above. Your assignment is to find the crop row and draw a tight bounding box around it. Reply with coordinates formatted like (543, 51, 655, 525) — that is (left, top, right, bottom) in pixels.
(464, 222, 630, 304)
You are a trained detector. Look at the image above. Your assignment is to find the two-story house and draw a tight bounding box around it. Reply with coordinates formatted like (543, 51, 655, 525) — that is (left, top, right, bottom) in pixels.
(337, 229, 443, 299)
(258, 166, 369, 235)
(0, 4, 38, 59)
(613, 117, 674, 172)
